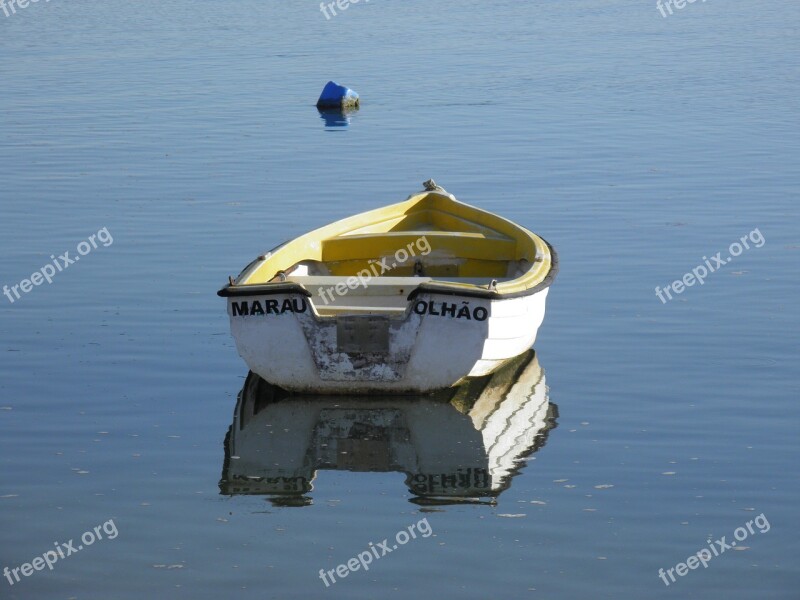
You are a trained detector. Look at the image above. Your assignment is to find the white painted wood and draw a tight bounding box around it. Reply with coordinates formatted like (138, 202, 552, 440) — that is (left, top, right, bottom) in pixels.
(226, 285, 550, 393)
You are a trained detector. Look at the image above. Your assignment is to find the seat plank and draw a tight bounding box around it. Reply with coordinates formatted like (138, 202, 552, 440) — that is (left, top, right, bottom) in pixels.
(321, 231, 517, 261)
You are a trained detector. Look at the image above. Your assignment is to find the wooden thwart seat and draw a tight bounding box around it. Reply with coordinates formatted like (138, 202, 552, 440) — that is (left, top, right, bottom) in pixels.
(288, 275, 432, 297)
(321, 231, 517, 262)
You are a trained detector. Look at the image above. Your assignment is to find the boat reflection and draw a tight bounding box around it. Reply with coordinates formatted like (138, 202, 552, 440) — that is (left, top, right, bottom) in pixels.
(318, 107, 358, 128)
(219, 350, 558, 506)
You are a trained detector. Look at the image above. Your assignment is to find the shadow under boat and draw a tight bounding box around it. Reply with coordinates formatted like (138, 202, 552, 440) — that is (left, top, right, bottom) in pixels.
(219, 350, 558, 507)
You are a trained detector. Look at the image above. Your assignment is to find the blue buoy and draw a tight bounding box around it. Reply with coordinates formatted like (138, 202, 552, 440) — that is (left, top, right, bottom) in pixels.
(316, 81, 359, 110)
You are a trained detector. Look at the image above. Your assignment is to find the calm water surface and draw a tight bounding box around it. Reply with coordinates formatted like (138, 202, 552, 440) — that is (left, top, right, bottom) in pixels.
(1, 1, 798, 598)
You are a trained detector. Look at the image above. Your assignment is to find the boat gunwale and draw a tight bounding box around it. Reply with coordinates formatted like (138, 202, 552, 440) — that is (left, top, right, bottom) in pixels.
(216, 242, 557, 301)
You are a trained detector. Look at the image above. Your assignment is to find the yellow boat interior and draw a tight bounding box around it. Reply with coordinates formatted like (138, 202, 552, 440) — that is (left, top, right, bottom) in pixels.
(229, 190, 556, 317)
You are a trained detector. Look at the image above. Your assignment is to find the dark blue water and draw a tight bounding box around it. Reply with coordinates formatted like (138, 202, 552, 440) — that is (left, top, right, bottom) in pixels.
(1, 1, 798, 598)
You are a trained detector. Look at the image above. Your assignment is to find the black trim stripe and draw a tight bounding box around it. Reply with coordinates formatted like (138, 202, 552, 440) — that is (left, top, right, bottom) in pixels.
(217, 283, 312, 298)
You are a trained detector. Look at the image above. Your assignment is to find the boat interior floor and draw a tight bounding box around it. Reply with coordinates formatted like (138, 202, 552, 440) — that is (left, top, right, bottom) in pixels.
(253, 218, 535, 317)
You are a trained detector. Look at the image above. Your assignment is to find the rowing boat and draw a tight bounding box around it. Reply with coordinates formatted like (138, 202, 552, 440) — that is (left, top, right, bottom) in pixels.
(217, 180, 557, 394)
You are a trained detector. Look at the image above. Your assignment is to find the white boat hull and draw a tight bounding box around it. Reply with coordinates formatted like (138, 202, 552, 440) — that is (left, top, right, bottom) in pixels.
(226, 288, 549, 394)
